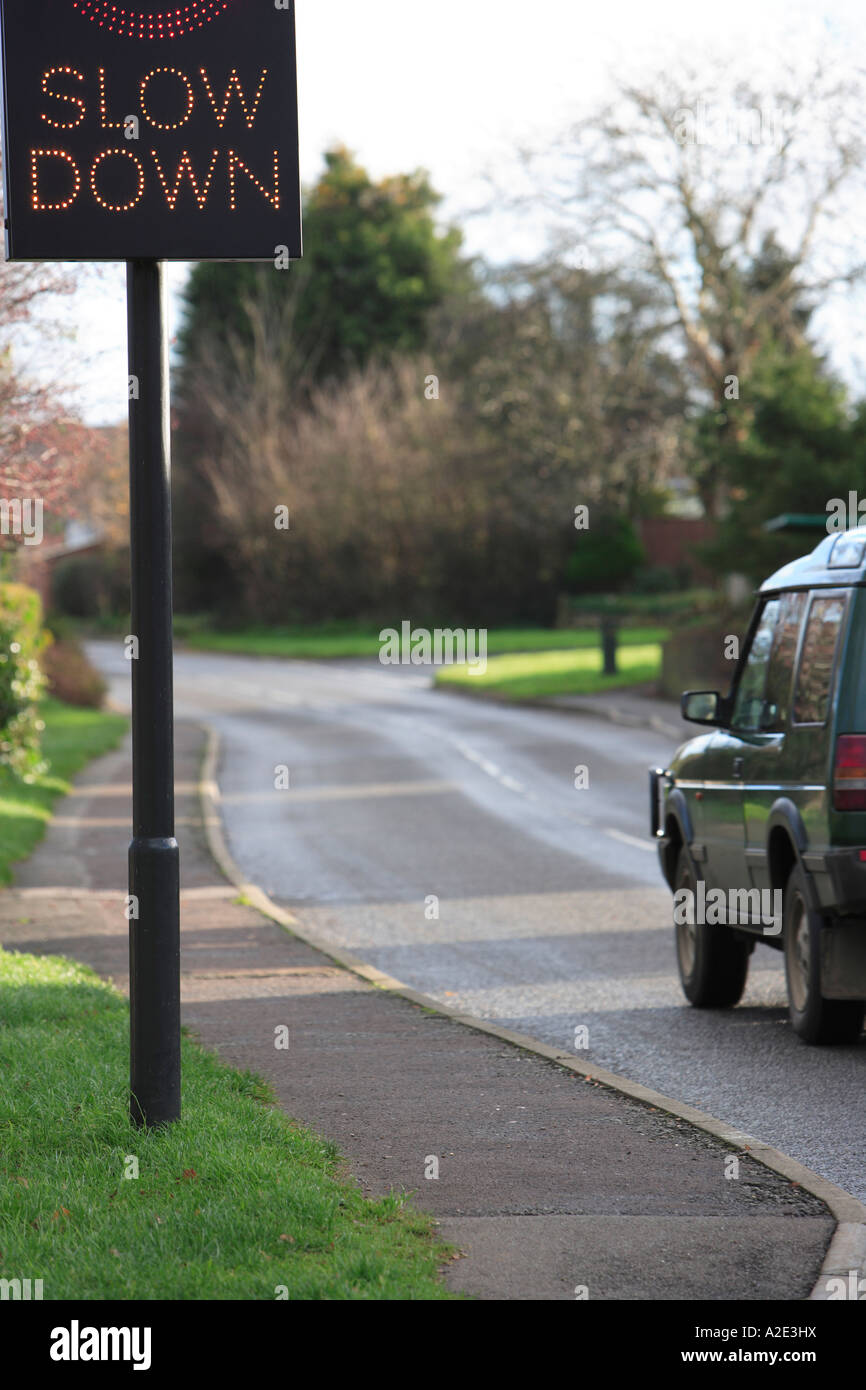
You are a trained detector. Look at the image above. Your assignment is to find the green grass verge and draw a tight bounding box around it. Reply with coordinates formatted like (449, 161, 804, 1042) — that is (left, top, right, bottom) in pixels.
(0, 699, 128, 885)
(435, 643, 663, 700)
(0, 949, 457, 1299)
(178, 620, 669, 662)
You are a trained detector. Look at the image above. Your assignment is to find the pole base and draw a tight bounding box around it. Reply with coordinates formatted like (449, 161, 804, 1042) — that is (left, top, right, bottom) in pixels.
(129, 836, 181, 1128)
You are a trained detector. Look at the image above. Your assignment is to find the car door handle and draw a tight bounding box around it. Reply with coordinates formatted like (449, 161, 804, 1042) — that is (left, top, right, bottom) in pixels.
(733, 757, 744, 779)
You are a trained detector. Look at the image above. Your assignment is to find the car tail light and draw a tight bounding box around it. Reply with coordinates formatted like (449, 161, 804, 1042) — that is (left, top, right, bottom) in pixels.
(833, 735, 866, 810)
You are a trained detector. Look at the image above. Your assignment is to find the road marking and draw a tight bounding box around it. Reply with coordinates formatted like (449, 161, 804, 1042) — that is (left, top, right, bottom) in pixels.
(220, 780, 455, 804)
(604, 827, 655, 852)
(452, 739, 529, 795)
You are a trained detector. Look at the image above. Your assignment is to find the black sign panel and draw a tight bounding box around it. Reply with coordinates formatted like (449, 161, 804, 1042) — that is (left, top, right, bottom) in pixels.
(0, 0, 301, 260)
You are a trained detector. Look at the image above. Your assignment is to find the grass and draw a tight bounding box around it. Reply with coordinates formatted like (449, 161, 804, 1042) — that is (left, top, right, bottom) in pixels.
(0, 949, 456, 1300)
(177, 618, 670, 662)
(175, 618, 667, 701)
(0, 699, 128, 885)
(179, 620, 386, 659)
(434, 643, 663, 700)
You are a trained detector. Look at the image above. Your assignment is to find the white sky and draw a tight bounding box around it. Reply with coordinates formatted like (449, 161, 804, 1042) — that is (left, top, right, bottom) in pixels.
(15, 0, 866, 423)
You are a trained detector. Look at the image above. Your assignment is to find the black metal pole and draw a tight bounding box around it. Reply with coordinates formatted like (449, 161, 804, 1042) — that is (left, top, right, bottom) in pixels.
(126, 258, 180, 1128)
(601, 616, 618, 677)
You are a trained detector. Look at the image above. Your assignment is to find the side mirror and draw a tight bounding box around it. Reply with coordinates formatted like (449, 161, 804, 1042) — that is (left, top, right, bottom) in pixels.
(682, 690, 724, 726)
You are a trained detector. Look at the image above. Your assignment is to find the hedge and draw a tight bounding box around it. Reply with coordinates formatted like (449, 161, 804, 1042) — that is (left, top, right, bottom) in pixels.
(0, 582, 48, 779)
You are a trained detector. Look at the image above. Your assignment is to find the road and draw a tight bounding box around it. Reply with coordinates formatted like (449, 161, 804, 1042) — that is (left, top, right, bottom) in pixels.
(90, 640, 866, 1200)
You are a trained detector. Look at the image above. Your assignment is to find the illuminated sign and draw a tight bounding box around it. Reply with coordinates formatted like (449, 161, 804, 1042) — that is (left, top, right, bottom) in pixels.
(0, 0, 301, 260)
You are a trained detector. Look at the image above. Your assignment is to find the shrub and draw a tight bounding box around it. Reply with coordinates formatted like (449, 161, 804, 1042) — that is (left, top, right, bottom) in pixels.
(564, 515, 645, 594)
(634, 565, 679, 595)
(658, 601, 755, 699)
(52, 548, 129, 621)
(42, 638, 106, 709)
(0, 583, 49, 780)
(560, 588, 718, 625)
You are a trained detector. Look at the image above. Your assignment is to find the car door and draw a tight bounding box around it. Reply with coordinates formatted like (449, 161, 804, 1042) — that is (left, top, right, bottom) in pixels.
(701, 597, 782, 891)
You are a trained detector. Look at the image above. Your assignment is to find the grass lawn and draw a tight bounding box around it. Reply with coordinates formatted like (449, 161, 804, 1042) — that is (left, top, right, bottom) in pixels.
(0, 949, 455, 1299)
(0, 699, 129, 885)
(179, 621, 386, 659)
(178, 619, 669, 662)
(435, 643, 663, 700)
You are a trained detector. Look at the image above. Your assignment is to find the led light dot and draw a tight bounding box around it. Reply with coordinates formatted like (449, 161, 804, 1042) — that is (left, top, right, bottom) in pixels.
(152, 148, 219, 209)
(90, 147, 146, 211)
(228, 150, 280, 211)
(98, 67, 126, 130)
(200, 68, 268, 129)
(31, 149, 82, 210)
(140, 67, 195, 130)
(40, 68, 86, 130)
(71, 1, 231, 41)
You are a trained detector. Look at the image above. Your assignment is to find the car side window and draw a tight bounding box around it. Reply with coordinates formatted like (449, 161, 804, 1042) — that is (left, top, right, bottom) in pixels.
(731, 599, 781, 732)
(762, 591, 808, 731)
(793, 594, 847, 725)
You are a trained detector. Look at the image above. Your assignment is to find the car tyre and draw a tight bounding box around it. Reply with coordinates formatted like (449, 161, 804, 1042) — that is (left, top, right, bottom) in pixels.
(674, 847, 750, 1008)
(783, 862, 865, 1045)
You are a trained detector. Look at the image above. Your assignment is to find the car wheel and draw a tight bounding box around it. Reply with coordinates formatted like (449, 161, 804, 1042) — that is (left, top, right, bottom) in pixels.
(674, 847, 750, 1008)
(783, 863, 865, 1045)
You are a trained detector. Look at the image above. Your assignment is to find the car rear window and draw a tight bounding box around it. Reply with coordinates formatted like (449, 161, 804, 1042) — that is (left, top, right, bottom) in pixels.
(793, 594, 847, 725)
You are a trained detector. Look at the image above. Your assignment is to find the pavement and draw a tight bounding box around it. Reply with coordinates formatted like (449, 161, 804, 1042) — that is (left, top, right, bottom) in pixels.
(452, 679, 689, 741)
(0, 716, 851, 1301)
(544, 685, 687, 740)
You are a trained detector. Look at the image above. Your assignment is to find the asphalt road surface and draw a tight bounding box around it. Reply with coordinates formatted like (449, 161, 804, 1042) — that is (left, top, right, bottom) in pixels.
(89, 641, 866, 1201)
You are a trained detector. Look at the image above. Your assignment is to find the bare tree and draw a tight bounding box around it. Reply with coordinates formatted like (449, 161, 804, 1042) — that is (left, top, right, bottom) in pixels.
(183, 300, 489, 621)
(0, 176, 86, 518)
(519, 59, 866, 511)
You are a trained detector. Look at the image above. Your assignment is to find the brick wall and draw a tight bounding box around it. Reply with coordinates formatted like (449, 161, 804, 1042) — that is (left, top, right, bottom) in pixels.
(637, 517, 717, 584)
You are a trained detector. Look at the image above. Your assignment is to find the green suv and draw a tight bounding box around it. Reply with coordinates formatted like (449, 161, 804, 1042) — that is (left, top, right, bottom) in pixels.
(651, 530, 866, 1045)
